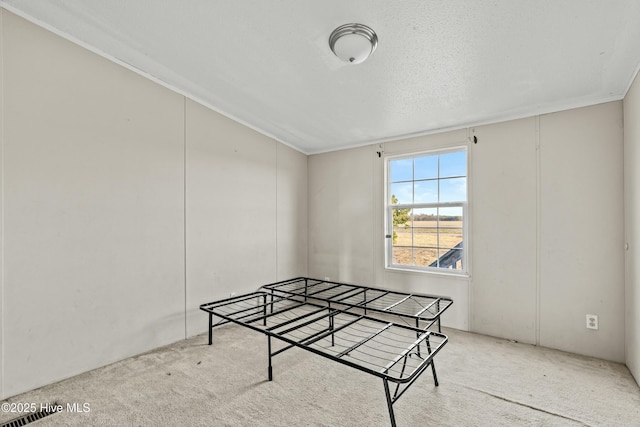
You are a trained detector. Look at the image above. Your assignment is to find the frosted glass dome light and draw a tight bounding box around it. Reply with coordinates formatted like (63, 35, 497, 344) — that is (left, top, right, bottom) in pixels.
(329, 23, 378, 64)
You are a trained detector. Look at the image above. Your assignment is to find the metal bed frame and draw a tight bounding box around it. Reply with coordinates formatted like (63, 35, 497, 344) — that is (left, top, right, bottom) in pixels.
(200, 278, 453, 427)
(261, 277, 453, 332)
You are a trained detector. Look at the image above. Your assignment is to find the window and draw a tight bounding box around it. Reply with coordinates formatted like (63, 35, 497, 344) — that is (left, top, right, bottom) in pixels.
(386, 148, 467, 273)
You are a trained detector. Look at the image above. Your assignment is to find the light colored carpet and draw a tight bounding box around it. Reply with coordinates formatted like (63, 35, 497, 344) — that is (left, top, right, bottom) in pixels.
(1, 326, 639, 427)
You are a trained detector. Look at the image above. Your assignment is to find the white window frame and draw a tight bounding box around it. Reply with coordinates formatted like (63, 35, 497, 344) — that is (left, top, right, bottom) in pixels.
(384, 146, 469, 275)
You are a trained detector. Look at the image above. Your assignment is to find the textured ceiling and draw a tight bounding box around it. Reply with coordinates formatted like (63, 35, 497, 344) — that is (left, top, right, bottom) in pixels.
(3, 0, 640, 154)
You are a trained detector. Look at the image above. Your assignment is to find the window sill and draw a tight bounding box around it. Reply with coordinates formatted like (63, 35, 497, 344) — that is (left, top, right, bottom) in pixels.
(384, 266, 470, 280)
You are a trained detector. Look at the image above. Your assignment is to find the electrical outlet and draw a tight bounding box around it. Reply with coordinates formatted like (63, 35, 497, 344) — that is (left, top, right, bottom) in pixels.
(586, 314, 598, 330)
(324, 277, 330, 281)
(230, 292, 236, 298)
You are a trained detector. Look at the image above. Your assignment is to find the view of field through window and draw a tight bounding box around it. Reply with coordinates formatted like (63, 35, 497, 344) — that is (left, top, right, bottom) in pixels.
(388, 150, 466, 271)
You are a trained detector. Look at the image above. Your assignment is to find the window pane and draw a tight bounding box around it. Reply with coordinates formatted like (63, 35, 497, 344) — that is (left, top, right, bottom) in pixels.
(438, 206, 463, 222)
(390, 183, 412, 204)
(412, 207, 437, 222)
(413, 207, 437, 245)
(414, 248, 438, 267)
(413, 226, 437, 249)
(390, 158, 412, 182)
(414, 155, 438, 180)
(440, 151, 466, 177)
(436, 249, 463, 270)
(440, 227, 463, 249)
(392, 225, 412, 247)
(438, 207, 463, 257)
(414, 180, 437, 203)
(393, 204, 413, 249)
(439, 177, 466, 202)
(392, 247, 412, 265)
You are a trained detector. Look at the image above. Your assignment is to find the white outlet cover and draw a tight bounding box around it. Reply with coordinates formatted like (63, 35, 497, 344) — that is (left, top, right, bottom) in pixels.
(586, 314, 599, 330)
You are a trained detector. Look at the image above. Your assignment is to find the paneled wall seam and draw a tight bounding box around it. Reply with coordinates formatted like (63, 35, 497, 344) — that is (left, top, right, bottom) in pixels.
(535, 115, 541, 346)
(306, 153, 309, 277)
(337, 157, 341, 281)
(623, 72, 640, 382)
(275, 140, 278, 280)
(0, 8, 4, 399)
(465, 127, 474, 331)
(372, 145, 377, 285)
(183, 96, 187, 339)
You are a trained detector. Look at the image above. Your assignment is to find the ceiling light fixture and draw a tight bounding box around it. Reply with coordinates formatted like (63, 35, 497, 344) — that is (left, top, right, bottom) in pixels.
(329, 23, 378, 64)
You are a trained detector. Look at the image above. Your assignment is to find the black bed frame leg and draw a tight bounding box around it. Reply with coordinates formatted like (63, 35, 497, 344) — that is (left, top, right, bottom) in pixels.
(263, 294, 268, 326)
(363, 289, 368, 315)
(208, 313, 213, 345)
(426, 337, 438, 386)
(431, 360, 439, 387)
(415, 318, 422, 357)
(383, 379, 397, 427)
(329, 304, 335, 346)
(268, 336, 273, 381)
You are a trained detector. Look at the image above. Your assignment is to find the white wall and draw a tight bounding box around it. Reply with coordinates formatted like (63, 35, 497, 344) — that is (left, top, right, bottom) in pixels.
(308, 102, 626, 362)
(308, 146, 376, 285)
(1, 10, 185, 398)
(539, 102, 624, 361)
(276, 143, 308, 280)
(471, 118, 538, 344)
(185, 100, 308, 336)
(0, 10, 308, 398)
(624, 71, 640, 383)
(185, 99, 277, 336)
